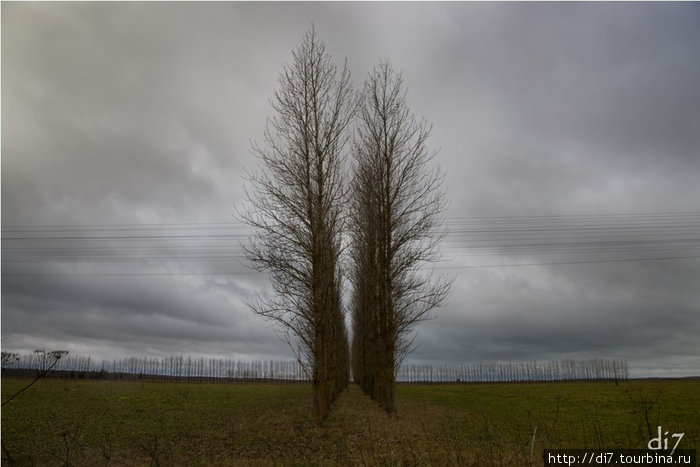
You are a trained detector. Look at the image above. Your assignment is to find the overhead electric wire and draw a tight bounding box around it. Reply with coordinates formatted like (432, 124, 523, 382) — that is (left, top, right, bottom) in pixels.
(2, 211, 699, 276)
(431, 255, 700, 269)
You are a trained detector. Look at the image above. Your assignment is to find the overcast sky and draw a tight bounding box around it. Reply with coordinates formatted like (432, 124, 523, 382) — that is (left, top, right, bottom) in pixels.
(3, 2, 699, 377)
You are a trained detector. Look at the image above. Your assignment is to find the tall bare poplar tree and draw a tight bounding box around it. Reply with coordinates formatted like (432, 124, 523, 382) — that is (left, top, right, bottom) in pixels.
(351, 61, 450, 414)
(241, 27, 353, 421)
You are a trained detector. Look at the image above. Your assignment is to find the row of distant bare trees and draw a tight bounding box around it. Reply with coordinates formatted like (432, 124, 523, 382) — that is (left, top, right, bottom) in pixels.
(240, 27, 449, 419)
(2, 352, 307, 381)
(397, 359, 629, 383)
(2, 352, 627, 384)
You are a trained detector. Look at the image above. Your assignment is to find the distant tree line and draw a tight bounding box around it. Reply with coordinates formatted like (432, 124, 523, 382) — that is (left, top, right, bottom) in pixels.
(397, 358, 629, 383)
(1, 352, 307, 382)
(3, 352, 627, 384)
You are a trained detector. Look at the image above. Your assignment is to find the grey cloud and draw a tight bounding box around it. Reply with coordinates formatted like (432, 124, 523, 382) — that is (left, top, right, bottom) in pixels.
(2, 2, 699, 376)
(413, 260, 700, 368)
(2, 272, 284, 360)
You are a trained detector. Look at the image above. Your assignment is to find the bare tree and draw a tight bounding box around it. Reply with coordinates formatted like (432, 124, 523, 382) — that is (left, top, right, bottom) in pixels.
(350, 61, 450, 414)
(2, 350, 68, 407)
(1, 352, 20, 369)
(240, 27, 353, 421)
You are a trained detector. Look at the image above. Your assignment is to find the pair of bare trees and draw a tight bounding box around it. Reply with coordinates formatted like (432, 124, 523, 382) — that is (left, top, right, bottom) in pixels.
(241, 28, 448, 419)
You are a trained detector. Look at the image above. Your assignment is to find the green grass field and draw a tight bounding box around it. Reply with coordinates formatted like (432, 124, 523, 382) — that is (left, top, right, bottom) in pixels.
(2, 377, 698, 465)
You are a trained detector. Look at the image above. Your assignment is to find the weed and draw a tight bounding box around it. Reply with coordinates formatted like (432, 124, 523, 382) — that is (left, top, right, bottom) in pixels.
(624, 385, 664, 439)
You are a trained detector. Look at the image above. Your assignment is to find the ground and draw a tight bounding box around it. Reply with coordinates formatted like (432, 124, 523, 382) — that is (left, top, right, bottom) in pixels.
(1, 378, 698, 465)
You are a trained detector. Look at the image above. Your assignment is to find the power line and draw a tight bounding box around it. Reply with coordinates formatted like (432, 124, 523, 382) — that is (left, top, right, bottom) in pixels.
(3, 211, 699, 230)
(5, 253, 700, 277)
(2, 271, 259, 278)
(3, 211, 699, 276)
(432, 254, 700, 269)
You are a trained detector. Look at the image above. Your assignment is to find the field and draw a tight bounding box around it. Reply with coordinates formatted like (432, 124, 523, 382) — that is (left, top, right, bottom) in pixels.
(2, 378, 698, 465)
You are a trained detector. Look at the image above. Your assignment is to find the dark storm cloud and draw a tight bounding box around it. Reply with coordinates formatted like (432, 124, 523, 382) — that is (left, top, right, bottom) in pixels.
(1, 271, 284, 360)
(415, 261, 700, 364)
(4, 3, 237, 225)
(377, 3, 700, 215)
(2, 2, 699, 376)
